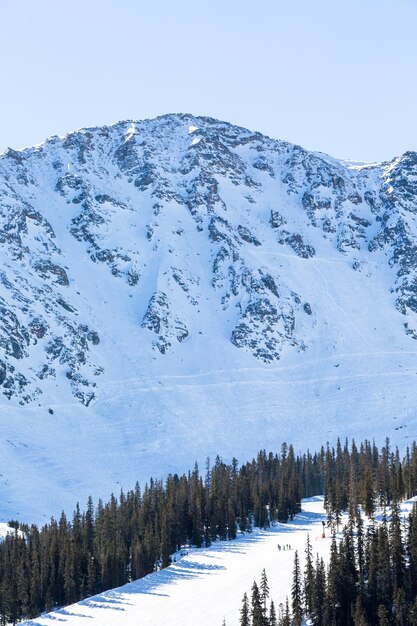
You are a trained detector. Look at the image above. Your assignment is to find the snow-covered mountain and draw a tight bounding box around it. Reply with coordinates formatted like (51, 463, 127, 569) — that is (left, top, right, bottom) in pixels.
(1, 114, 417, 522)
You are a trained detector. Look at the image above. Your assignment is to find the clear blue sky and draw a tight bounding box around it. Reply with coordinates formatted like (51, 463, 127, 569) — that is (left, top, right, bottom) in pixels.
(1, 0, 416, 161)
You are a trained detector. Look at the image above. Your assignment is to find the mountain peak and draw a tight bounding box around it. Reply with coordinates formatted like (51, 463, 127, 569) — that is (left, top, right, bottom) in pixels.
(0, 115, 416, 520)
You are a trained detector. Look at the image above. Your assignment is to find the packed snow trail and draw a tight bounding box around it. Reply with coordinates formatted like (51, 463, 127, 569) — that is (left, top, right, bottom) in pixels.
(22, 498, 330, 626)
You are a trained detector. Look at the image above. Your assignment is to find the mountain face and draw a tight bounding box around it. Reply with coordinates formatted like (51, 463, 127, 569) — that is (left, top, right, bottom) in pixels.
(1, 114, 417, 521)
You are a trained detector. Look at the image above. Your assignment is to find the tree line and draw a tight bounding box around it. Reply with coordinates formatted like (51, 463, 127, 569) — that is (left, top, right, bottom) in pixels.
(0, 445, 302, 623)
(3, 437, 417, 623)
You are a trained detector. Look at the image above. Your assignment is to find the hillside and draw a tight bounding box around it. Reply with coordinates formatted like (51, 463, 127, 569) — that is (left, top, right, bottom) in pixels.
(1, 114, 417, 521)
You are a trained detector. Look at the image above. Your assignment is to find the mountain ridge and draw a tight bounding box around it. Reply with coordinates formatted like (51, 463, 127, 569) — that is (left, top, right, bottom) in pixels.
(1, 113, 417, 521)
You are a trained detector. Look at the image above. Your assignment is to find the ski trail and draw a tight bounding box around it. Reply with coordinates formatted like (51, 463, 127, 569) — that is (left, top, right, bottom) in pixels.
(21, 498, 330, 626)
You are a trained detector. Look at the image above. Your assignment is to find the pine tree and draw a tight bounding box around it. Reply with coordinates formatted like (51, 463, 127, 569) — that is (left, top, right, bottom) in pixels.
(86, 553, 98, 597)
(240, 592, 250, 626)
(251, 581, 265, 626)
(356, 508, 365, 578)
(291, 550, 303, 626)
(28, 529, 42, 616)
(260, 568, 270, 613)
(313, 555, 326, 625)
(63, 546, 76, 605)
(303, 535, 314, 618)
(390, 498, 405, 592)
(269, 600, 278, 626)
(339, 525, 358, 620)
(377, 515, 392, 608)
(361, 463, 376, 519)
(160, 510, 172, 568)
(353, 596, 367, 626)
(16, 552, 30, 619)
(409, 503, 417, 598)
(325, 534, 340, 626)
(393, 587, 407, 626)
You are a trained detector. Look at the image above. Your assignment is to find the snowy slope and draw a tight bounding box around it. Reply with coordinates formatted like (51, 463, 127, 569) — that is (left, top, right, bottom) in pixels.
(1, 114, 417, 521)
(0, 523, 13, 540)
(21, 497, 330, 626)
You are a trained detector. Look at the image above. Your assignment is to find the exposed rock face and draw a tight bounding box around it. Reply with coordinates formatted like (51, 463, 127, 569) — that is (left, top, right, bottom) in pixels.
(141, 291, 188, 353)
(231, 298, 294, 362)
(0, 114, 416, 408)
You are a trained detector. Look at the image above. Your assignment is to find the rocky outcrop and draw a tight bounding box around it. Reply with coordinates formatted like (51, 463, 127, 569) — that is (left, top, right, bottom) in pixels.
(0, 113, 416, 405)
(141, 291, 188, 353)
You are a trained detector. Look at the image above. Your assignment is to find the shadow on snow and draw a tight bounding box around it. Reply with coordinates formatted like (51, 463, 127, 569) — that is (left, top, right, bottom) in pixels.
(23, 498, 325, 623)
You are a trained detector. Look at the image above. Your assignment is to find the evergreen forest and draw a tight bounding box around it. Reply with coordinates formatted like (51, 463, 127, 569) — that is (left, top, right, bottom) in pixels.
(237, 439, 417, 626)
(2, 439, 417, 624)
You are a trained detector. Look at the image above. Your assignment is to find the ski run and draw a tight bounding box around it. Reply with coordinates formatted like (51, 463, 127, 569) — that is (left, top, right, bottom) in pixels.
(19, 496, 416, 626)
